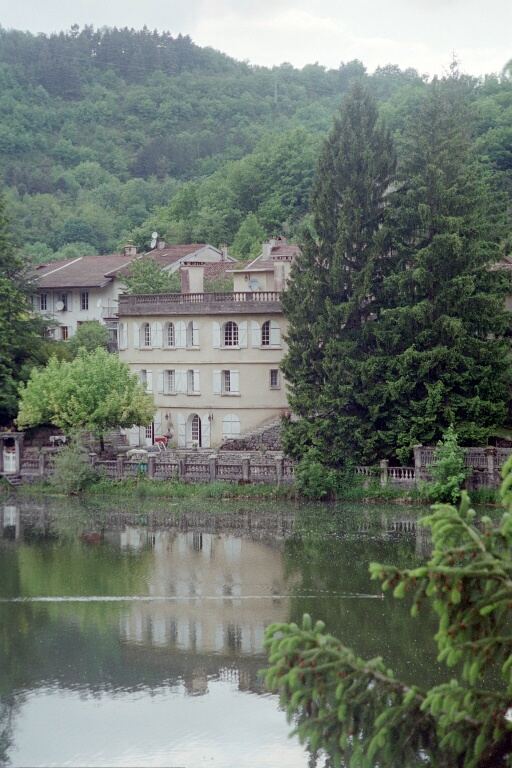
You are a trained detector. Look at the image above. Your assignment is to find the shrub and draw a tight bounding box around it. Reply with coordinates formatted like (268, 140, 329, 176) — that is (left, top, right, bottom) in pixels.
(295, 447, 335, 500)
(50, 434, 97, 494)
(426, 425, 467, 503)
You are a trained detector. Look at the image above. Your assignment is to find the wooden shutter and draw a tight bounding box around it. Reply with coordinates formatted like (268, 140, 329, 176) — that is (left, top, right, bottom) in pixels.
(154, 410, 163, 437)
(176, 370, 187, 393)
(230, 370, 240, 394)
(157, 371, 164, 394)
(175, 321, 186, 348)
(212, 321, 221, 348)
(270, 320, 281, 346)
(251, 321, 260, 347)
(146, 370, 153, 393)
(213, 370, 221, 394)
(192, 321, 199, 347)
(133, 322, 140, 349)
(193, 369, 200, 393)
(176, 413, 186, 448)
(153, 322, 163, 348)
(239, 321, 248, 348)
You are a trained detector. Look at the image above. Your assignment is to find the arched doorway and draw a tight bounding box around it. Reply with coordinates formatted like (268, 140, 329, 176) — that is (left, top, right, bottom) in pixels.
(187, 413, 202, 448)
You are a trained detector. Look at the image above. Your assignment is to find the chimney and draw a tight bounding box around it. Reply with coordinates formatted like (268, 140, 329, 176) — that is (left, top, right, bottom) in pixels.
(123, 242, 137, 257)
(156, 238, 166, 250)
(180, 263, 204, 294)
(220, 244, 228, 261)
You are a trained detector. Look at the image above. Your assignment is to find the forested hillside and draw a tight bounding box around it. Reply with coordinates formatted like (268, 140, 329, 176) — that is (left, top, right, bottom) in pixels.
(0, 26, 511, 262)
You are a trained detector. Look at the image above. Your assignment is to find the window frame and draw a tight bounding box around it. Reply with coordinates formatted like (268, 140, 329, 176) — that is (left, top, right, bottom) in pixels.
(61, 326, 69, 341)
(270, 369, 280, 389)
(39, 293, 48, 311)
(80, 291, 89, 311)
(165, 322, 175, 348)
(164, 369, 176, 395)
(223, 321, 239, 348)
(261, 320, 271, 347)
(141, 322, 152, 348)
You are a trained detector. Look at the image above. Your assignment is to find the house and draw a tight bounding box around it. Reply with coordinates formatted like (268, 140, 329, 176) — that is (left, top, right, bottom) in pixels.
(30, 245, 139, 341)
(116, 240, 236, 279)
(117, 238, 298, 448)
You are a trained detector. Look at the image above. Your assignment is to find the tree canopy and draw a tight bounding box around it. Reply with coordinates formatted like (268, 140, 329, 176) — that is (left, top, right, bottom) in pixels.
(16, 348, 155, 440)
(123, 258, 181, 294)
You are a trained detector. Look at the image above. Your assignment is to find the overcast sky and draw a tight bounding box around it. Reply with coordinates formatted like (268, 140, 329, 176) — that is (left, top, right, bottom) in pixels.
(0, 0, 510, 77)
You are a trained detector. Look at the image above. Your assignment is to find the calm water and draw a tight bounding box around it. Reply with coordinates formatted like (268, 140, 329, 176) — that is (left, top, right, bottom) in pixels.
(0, 496, 438, 767)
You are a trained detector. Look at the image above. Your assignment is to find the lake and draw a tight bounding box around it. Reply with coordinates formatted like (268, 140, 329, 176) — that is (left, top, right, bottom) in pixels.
(0, 496, 439, 767)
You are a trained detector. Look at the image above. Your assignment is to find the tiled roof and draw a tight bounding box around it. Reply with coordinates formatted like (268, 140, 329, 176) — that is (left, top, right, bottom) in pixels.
(32, 253, 137, 289)
(228, 242, 301, 273)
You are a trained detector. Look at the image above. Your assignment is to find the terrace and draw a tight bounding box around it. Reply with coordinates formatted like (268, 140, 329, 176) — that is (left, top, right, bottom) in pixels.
(118, 291, 283, 317)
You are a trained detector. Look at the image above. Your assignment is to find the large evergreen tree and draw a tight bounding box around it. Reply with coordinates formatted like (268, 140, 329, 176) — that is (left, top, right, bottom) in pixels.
(281, 83, 396, 465)
(376, 71, 511, 462)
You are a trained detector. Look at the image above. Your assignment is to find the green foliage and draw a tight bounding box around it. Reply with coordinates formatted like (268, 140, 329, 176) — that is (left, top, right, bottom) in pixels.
(50, 433, 98, 494)
(231, 213, 266, 259)
(123, 258, 181, 294)
(68, 321, 109, 356)
(426, 425, 467, 504)
(265, 458, 512, 767)
(295, 448, 335, 500)
(17, 348, 155, 440)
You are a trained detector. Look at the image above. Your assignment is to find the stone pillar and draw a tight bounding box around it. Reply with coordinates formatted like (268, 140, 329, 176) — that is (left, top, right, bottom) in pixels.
(14, 436, 23, 474)
(89, 452, 97, 467)
(39, 452, 47, 478)
(484, 447, 497, 485)
(275, 454, 284, 486)
(413, 445, 423, 483)
(242, 457, 250, 483)
(209, 454, 217, 483)
(116, 455, 124, 480)
(380, 459, 389, 488)
(147, 456, 156, 478)
(179, 457, 187, 481)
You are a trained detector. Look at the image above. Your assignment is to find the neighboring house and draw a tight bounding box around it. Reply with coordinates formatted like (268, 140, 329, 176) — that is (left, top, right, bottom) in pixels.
(117, 238, 298, 448)
(30, 245, 138, 341)
(116, 240, 236, 280)
(228, 236, 299, 292)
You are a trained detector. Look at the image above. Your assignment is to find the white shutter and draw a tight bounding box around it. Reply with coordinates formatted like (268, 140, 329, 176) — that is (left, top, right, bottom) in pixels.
(146, 370, 153, 393)
(192, 320, 199, 347)
(133, 322, 140, 349)
(177, 413, 186, 448)
(153, 322, 163, 348)
(176, 370, 187, 393)
(175, 321, 186, 348)
(251, 321, 260, 347)
(222, 414, 241, 439)
(213, 370, 221, 394)
(154, 410, 162, 437)
(193, 369, 200, 393)
(270, 320, 281, 346)
(239, 321, 247, 348)
(230, 370, 240, 394)
(127, 426, 141, 446)
(201, 413, 211, 448)
(212, 321, 220, 348)
(157, 371, 164, 394)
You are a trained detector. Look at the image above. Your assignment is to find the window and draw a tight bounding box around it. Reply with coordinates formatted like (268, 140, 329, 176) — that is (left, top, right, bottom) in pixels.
(80, 291, 89, 310)
(261, 320, 270, 346)
(166, 322, 175, 348)
(145, 424, 153, 440)
(186, 321, 199, 347)
(61, 326, 69, 341)
(59, 294, 68, 311)
(191, 414, 201, 444)
(270, 369, 280, 389)
(141, 322, 152, 348)
(164, 369, 176, 394)
(187, 369, 200, 394)
(39, 294, 48, 311)
(222, 414, 241, 439)
(223, 321, 238, 347)
(221, 370, 239, 394)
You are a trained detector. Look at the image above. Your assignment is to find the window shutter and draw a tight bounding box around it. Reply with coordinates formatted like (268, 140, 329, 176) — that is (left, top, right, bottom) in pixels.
(153, 322, 163, 348)
(193, 369, 200, 393)
(157, 371, 164, 394)
(239, 321, 248, 348)
(251, 321, 260, 347)
(133, 322, 140, 349)
(154, 410, 162, 436)
(176, 370, 187, 393)
(270, 320, 281, 346)
(230, 370, 240, 393)
(192, 321, 199, 347)
(212, 321, 221, 348)
(177, 413, 186, 448)
(222, 414, 240, 438)
(201, 413, 211, 448)
(213, 370, 221, 394)
(146, 370, 153, 393)
(175, 321, 186, 348)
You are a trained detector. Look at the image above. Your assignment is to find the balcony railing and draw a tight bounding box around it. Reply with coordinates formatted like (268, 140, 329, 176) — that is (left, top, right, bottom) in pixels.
(118, 291, 283, 316)
(120, 291, 282, 305)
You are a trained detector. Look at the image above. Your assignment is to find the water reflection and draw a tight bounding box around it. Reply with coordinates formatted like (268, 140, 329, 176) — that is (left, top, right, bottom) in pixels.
(0, 498, 433, 767)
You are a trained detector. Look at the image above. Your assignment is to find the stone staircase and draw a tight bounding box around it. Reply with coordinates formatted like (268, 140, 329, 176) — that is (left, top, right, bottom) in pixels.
(220, 418, 282, 451)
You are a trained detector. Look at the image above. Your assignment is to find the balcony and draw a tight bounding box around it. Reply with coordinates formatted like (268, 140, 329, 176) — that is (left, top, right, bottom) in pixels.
(118, 292, 283, 317)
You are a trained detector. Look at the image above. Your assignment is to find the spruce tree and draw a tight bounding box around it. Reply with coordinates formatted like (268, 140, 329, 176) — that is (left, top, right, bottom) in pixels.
(376, 71, 511, 463)
(281, 82, 396, 465)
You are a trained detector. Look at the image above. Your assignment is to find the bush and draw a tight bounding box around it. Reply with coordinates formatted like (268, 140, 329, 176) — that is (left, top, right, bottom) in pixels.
(295, 448, 335, 500)
(50, 434, 97, 494)
(426, 425, 467, 503)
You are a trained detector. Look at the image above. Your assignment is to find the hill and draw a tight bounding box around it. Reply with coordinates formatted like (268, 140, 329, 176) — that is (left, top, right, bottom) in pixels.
(0, 26, 510, 261)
